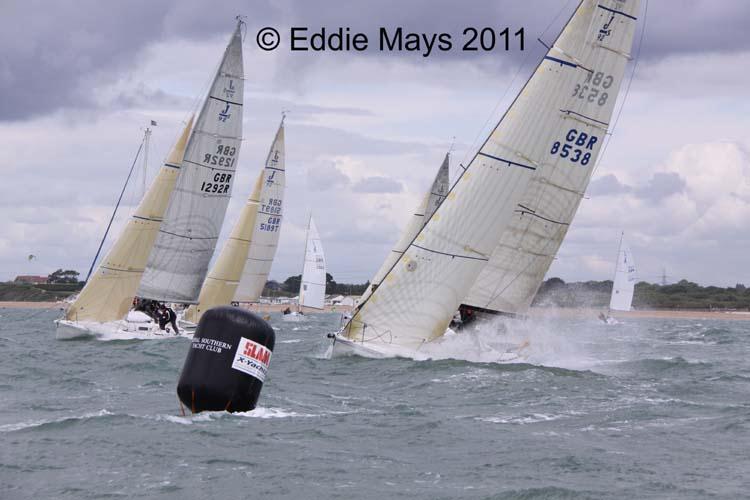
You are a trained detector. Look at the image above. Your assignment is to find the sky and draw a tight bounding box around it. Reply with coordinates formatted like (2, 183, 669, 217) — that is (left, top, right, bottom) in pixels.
(2, 0, 750, 287)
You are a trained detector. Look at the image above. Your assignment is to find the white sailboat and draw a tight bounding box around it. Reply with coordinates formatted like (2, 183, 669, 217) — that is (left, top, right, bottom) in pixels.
(56, 20, 245, 340)
(181, 118, 287, 328)
(331, 0, 641, 359)
(233, 121, 286, 304)
(283, 216, 326, 322)
(602, 231, 636, 324)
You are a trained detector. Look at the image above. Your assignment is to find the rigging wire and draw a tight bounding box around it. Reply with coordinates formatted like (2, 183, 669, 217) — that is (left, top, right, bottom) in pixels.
(84, 137, 145, 283)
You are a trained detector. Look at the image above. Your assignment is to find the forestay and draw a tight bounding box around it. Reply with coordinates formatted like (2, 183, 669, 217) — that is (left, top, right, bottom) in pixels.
(358, 153, 451, 306)
(138, 23, 244, 304)
(463, 0, 640, 315)
(183, 172, 264, 324)
(66, 119, 194, 322)
(343, 0, 640, 350)
(299, 216, 326, 310)
(609, 233, 636, 311)
(233, 121, 285, 302)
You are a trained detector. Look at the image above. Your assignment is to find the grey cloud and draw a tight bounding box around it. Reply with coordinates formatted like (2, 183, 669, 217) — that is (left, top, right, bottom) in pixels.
(635, 172, 686, 202)
(307, 163, 350, 191)
(352, 176, 403, 194)
(588, 173, 632, 196)
(5, 0, 750, 121)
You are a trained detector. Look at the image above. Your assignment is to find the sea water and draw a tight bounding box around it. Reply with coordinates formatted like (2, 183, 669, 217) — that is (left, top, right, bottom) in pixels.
(1, 307, 748, 499)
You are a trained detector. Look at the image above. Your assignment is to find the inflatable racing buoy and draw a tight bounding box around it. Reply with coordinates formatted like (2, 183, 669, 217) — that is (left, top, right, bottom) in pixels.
(177, 306, 275, 413)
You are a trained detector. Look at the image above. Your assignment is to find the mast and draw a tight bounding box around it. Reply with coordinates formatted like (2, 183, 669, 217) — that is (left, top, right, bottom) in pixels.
(142, 126, 152, 196)
(298, 213, 312, 312)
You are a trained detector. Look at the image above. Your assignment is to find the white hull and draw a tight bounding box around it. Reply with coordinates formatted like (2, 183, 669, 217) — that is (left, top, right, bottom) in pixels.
(328, 331, 525, 363)
(55, 318, 190, 341)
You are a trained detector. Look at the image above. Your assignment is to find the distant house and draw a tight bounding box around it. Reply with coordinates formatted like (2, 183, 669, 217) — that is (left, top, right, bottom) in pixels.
(14, 275, 48, 284)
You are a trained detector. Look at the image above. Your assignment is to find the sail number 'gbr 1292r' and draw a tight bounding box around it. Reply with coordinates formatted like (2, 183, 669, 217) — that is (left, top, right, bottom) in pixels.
(200, 144, 237, 193)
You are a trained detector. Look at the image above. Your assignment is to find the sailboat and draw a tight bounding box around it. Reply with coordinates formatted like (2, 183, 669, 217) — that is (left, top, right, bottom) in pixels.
(601, 231, 636, 324)
(330, 0, 641, 358)
(233, 122, 286, 304)
(283, 216, 326, 322)
(181, 119, 286, 328)
(56, 20, 245, 340)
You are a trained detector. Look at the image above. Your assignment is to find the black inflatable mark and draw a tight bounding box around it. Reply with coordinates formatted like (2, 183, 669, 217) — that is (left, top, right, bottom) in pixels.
(177, 306, 275, 413)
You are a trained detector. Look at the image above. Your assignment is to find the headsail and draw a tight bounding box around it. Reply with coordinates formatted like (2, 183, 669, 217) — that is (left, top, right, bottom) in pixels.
(358, 152, 451, 306)
(299, 216, 326, 310)
(138, 22, 244, 304)
(462, 0, 640, 315)
(343, 0, 640, 350)
(233, 121, 286, 302)
(66, 118, 194, 322)
(609, 232, 636, 311)
(183, 172, 264, 324)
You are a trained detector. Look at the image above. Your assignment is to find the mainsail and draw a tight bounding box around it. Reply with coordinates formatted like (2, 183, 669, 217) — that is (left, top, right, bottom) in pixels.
(233, 121, 286, 302)
(609, 232, 636, 311)
(463, 0, 640, 315)
(138, 22, 244, 304)
(343, 0, 640, 350)
(183, 172, 264, 324)
(299, 216, 326, 310)
(65, 118, 194, 322)
(358, 152, 450, 306)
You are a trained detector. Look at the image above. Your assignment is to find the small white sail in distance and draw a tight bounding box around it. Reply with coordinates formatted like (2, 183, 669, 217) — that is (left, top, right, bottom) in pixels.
(341, 0, 641, 352)
(462, 0, 641, 316)
(299, 216, 326, 310)
(609, 232, 636, 311)
(138, 21, 244, 304)
(234, 120, 286, 302)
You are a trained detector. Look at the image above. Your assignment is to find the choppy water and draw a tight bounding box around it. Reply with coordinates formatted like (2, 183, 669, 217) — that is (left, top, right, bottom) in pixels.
(1, 307, 749, 499)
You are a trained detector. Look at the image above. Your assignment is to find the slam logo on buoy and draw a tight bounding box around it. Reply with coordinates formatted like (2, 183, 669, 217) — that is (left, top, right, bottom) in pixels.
(231, 337, 272, 382)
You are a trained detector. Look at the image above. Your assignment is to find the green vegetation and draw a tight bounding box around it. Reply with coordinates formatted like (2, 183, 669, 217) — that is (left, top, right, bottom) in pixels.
(0, 282, 82, 302)
(263, 273, 370, 298)
(533, 278, 750, 311)
(47, 269, 80, 284)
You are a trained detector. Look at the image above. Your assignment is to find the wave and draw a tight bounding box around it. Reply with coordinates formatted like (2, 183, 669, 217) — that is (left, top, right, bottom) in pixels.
(0, 409, 113, 433)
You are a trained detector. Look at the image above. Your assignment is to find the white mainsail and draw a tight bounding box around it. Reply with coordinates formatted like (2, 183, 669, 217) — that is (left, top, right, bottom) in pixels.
(342, 0, 640, 351)
(138, 22, 244, 304)
(463, 0, 641, 316)
(609, 232, 636, 311)
(299, 216, 326, 310)
(65, 118, 194, 323)
(233, 121, 286, 302)
(183, 172, 264, 324)
(358, 152, 451, 306)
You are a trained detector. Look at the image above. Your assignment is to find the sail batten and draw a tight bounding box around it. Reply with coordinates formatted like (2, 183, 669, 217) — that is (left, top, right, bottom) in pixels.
(138, 23, 244, 304)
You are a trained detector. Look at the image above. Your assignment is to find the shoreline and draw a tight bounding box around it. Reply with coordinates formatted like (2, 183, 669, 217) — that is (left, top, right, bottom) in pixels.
(2, 301, 750, 321)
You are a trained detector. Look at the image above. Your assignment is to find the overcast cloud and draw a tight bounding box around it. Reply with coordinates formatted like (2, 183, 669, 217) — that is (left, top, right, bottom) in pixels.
(2, 0, 750, 287)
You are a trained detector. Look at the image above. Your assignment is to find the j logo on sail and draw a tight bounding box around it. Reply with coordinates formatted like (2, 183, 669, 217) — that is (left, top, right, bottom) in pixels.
(265, 170, 276, 187)
(218, 103, 231, 122)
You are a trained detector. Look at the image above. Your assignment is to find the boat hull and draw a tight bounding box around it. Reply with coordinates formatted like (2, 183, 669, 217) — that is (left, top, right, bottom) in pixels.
(55, 318, 190, 341)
